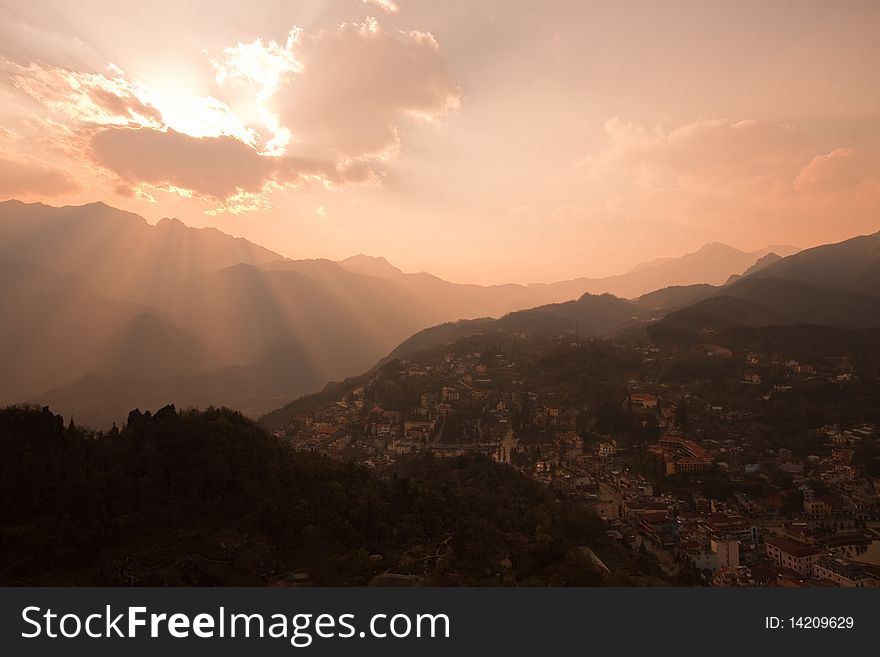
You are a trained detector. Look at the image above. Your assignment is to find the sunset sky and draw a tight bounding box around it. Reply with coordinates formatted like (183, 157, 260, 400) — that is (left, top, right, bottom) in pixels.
(1, 0, 879, 284)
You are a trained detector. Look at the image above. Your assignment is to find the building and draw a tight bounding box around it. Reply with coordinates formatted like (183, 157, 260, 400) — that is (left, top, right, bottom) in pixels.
(804, 497, 832, 521)
(597, 440, 617, 458)
(814, 555, 873, 588)
(649, 436, 713, 476)
(765, 538, 820, 576)
(630, 393, 658, 409)
(440, 386, 461, 402)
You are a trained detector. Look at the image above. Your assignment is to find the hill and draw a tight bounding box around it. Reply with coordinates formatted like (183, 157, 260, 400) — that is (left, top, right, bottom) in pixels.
(388, 292, 641, 360)
(635, 284, 717, 312)
(647, 231, 880, 342)
(0, 404, 608, 586)
(649, 277, 880, 345)
(747, 230, 880, 296)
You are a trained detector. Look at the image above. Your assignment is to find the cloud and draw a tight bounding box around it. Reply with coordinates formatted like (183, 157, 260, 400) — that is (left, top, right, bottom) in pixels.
(361, 0, 400, 14)
(588, 118, 808, 190)
(212, 36, 301, 154)
(8, 61, 162, 127)
(0, 152, 80, 197)
(90, 127, 379, 204)
(90, 127, 274, 199)
(272, 18, 461, 160)
(212, 17, 460, 163)
(558, 117, 880, 245)
(5, 17, 459, 212)
(794, 147, 873, 192)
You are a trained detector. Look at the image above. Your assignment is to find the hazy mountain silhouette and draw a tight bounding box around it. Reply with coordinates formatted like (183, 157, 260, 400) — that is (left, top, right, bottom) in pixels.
(339, 253, 405, 278)
(336, 244, 798, 306)
(724, 252, 782, 284)
(0, 200, 282, 307)
(388, 232, 880, 364)
(648, 231, 880, 341)
(0, 261, 203, 406)
(0, 199, 807, 426)
(388, 292, 641, 360)
(340, 256, 556, 318)
(746, 230, 880, 296)
(635, 284, 718, 312)
(526, 242, 798, 299)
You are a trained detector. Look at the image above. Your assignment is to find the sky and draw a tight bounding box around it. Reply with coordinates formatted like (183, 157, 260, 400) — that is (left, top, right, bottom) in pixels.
(1, 0, 879, 284)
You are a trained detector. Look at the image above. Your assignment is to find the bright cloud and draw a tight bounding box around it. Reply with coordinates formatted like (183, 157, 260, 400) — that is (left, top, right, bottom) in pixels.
(8, 61, 162, 127)
(361, 0, 400, 14)
(4, 16, 459, 212)
(212, 35, 301, 154)
(272, 18, 461, 160)
(794, 147, 875, 193)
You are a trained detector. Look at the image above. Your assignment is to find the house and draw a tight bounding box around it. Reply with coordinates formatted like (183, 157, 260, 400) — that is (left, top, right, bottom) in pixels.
(649, 436, 713, 475)
(598, 440, 617, 458)
(441, 386, 460, 402)
(782, 522, 816, 545)
(630, 393, 658, 409)
(765, 537, 820, 576)
(814, 555, 875, 587)
(804, 497, 832, 521)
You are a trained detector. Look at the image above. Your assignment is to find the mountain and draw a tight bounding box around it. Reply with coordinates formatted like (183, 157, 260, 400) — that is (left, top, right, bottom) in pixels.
(742, 251, 783, 277)
(647, 231, 880, 342)
(388, 292, 641, 360)
(649, 275, 880, 345)
(1, 202, 555, 425)
(339, 253, 405, 278)
(339, 257, 555, 318)
(0, 261, 205, 405)
(724, 252, 783, 284)
(0, 202, 559, 426)
(526, 242, 799, 300)
(635, 284, 717, 312)
(0, 200, 282, 306)
(0, 199, 806, 427)
(747, 230, 880, 296)
(339, 243, 797, 315)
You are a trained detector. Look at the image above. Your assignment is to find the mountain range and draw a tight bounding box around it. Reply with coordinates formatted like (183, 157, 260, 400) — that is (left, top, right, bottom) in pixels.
(386, 231, 880, 360)
(0, 198, 832, 427)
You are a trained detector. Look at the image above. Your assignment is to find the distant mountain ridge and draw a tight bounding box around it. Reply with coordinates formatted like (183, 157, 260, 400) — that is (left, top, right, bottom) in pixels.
(336, 242, 800, 301)
(648, 230, 880, 342)
(388, 292, 642, 360)
(384, 230, 880, 364)
(0, 199, 804, 426)
(524, 242, 799, 300)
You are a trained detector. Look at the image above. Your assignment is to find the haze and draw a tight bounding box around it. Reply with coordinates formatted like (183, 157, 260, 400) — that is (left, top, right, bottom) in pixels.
(1, 0, 879, 284)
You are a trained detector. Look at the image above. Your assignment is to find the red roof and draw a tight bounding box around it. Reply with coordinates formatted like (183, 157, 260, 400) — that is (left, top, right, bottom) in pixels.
(765, 537, 820, 558)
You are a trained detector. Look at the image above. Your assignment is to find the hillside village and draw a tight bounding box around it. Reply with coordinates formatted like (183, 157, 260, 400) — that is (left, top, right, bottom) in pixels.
(265, 327, 880, 588)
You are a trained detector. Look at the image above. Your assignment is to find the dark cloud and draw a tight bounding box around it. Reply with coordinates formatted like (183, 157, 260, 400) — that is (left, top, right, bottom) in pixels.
(90, 127, 377, 200)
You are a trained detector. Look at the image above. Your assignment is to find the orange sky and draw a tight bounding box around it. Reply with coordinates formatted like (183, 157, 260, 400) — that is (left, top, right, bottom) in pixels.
(1, 0, 879, 284)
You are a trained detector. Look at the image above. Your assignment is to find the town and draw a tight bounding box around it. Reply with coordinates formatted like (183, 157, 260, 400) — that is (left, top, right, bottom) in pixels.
(265, 327, 880, 587)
